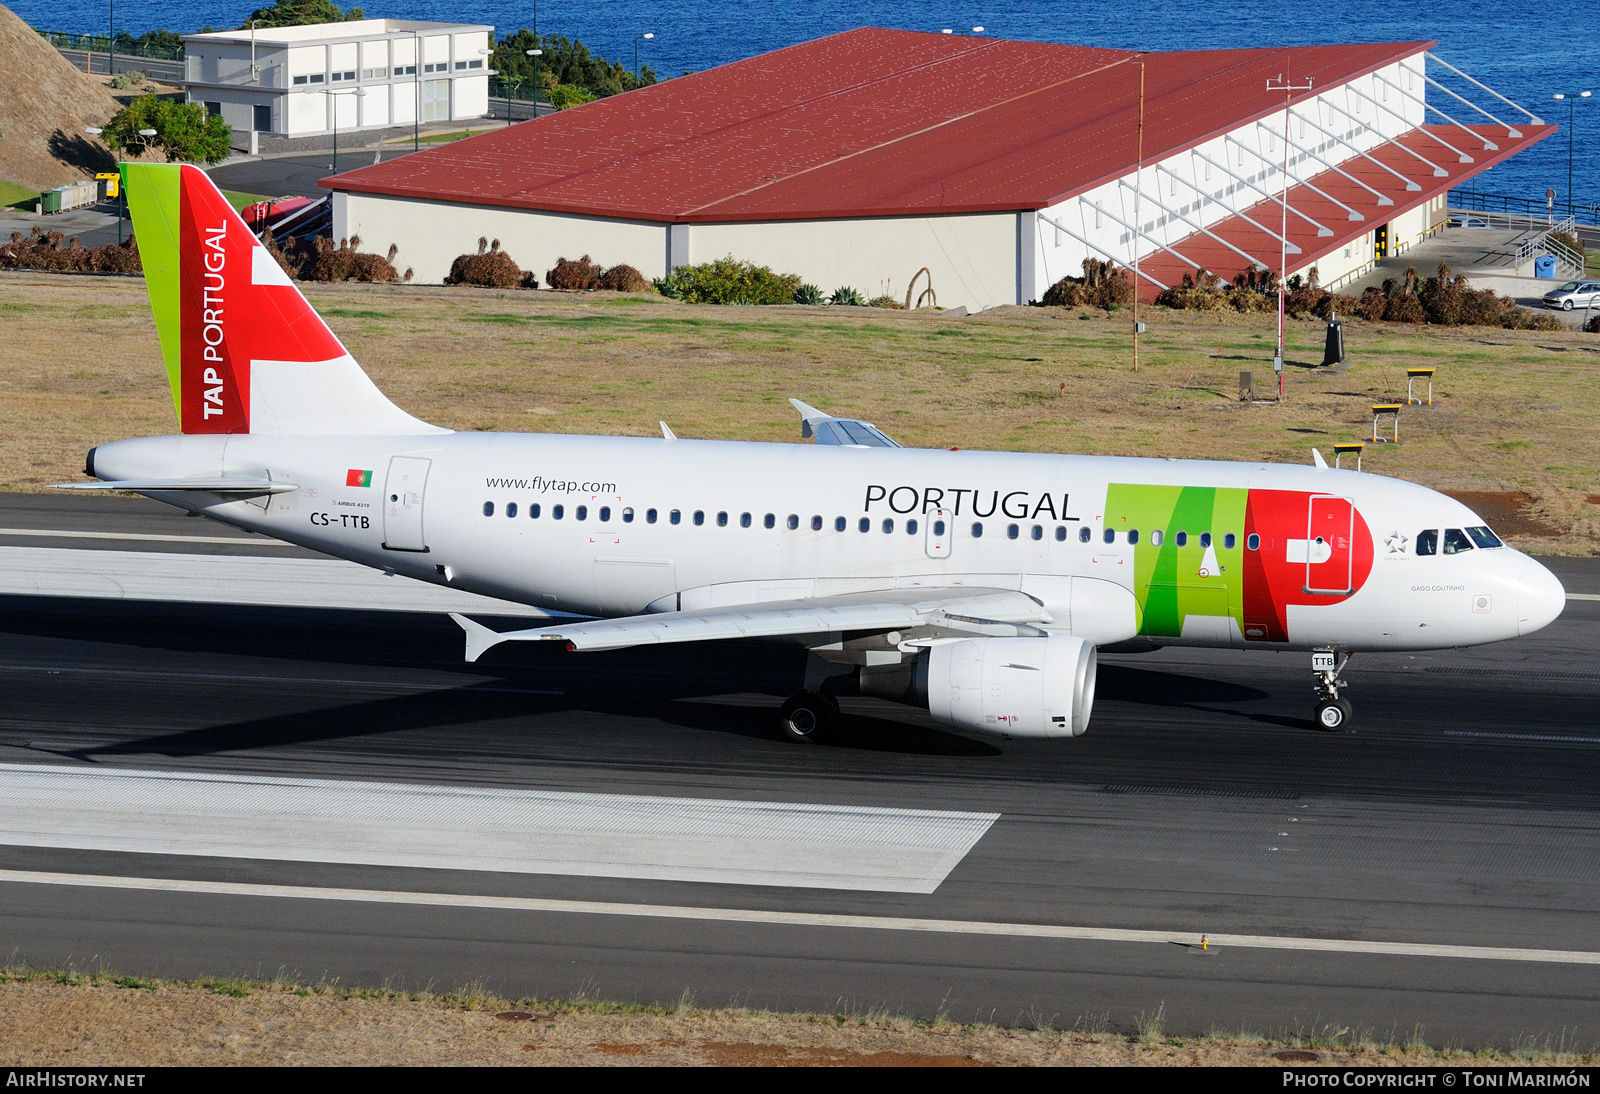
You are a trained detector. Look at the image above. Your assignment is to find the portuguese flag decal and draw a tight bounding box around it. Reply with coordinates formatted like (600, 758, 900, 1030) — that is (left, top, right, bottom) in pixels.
(346, 469, 373, 487)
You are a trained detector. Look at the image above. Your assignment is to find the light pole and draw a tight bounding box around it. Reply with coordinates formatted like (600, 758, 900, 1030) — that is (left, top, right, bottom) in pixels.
(634, 32, 653, 85)
(306, 87, 364, 173)
(1552, 90, 1592, 219)
(479, 47, 508, 124)
(108, 0, 114, 78)
(527, 49, 542, 118)
(1268, 71, 1314, 402)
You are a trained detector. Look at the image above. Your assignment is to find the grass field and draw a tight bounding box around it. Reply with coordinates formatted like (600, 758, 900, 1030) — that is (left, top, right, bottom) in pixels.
(1, 967, 1591, 1066)
(220, 189, 268, 212)
(0, 179, 39, 209)
(0, 271, 1595, 552)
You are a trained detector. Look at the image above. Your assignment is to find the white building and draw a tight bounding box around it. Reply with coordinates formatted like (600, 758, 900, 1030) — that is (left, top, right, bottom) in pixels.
(323, 29, 1551, 304)
(182, 19, 492, 148)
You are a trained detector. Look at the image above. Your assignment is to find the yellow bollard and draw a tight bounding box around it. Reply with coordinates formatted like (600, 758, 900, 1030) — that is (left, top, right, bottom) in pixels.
(1201, 934, 1208, 951)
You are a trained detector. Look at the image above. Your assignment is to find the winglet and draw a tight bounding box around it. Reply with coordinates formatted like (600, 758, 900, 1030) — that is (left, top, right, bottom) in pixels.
(450, 613, 508, 663)
(1312, 449, 1328, 469)
(660, 421, 677, 441)
(789, 398, 828, 439)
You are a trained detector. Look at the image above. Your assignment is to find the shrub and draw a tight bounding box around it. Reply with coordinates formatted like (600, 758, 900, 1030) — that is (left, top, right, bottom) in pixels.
(546, 255, 604, 291)
(596, 263, 652, 293)
(1382, 291, 1426, 324)
(654, 256, 802, 305)
(270, 233, 403, 282)
(1585, 314, 1600, 334)
(830, 285, 866, 307)
(547, 83, 597, 110)
(867, 294, 904, 309)
(793, 283, 825, 305)
(0, 227, 142, 272)
(1229, 288, 1272, 313)
(1042, 258, 1133, 308)
(98, 94, 232, 164)
(446, 237, 524, 288)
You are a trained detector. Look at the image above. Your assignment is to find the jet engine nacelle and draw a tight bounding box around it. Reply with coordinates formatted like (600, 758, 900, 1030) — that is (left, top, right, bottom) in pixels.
(923, 635, 1097, 738)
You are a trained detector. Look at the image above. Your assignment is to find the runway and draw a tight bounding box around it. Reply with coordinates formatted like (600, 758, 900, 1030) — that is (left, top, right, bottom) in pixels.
(2, 493, 1598, 1044)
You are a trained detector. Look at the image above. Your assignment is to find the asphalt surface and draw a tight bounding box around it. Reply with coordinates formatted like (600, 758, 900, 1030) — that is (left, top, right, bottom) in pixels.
(2, 493, 1599, 1044)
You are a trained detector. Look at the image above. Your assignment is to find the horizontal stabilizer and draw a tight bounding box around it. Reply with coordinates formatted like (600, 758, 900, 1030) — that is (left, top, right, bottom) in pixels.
(53, 478, 298, 494)
(446, 588, 1046, 658)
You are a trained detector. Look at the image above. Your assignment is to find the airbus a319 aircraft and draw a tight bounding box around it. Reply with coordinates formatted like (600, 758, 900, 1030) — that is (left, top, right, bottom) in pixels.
(66, 164, 1566, 741)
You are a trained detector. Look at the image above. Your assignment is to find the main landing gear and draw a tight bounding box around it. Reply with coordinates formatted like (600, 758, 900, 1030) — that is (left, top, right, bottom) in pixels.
(1312, 648, 1353, 730)
(778, 691, 839, 743)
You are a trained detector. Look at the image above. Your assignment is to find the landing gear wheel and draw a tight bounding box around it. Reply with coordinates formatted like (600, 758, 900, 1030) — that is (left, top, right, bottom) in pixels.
(778, 692, 838, 743)
(1314, 697, 1352, 731)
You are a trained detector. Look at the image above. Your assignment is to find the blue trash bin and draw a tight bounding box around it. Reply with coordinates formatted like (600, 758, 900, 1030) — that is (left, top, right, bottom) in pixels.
(1534, 254, 1557, 279)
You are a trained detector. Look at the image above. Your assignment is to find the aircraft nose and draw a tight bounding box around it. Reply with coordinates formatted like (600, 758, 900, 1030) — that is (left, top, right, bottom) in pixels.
(1517, 557, 1566, 636)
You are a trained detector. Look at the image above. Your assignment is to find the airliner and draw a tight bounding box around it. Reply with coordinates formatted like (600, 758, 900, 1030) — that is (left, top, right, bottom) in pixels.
(63, 164, 1567, 741)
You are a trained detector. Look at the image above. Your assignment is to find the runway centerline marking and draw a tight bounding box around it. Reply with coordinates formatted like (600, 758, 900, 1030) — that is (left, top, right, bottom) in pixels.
(1, 868, 1594, 966)
(0, 527, 295, 546)
(0, 764, 995, 894)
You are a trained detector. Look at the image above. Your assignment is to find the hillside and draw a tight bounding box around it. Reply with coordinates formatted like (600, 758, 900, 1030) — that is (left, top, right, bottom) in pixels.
(0, 4, 124, 190)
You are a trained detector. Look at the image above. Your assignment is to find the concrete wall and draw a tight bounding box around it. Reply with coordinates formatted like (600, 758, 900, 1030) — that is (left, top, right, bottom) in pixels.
(335, 193, 1022, 310)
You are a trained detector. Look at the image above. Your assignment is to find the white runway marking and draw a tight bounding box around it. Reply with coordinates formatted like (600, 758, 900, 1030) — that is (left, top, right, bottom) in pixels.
(0, 527, 296, 546)
(1, 868, 1594, 966)
(0, 764, 996, 894)
(0, 545, 554, 617)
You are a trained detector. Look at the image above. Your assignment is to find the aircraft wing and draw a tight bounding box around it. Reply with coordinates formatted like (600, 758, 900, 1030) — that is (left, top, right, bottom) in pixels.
(790, 398, 900, 448)
(450, 587, 1047, 661)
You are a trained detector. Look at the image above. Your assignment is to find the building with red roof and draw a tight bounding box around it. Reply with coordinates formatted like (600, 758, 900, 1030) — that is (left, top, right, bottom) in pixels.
(324, 28, 1551, 307)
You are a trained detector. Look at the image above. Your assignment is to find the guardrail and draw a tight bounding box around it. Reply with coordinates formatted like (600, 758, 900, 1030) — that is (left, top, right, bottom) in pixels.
(1451, 188, 1600, 223)
(36, 28, 183, 61)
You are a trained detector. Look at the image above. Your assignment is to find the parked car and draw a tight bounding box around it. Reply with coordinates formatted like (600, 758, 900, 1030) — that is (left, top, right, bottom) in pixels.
(1446, 215, 1491, 229)
(1542, 280, 1600, 310)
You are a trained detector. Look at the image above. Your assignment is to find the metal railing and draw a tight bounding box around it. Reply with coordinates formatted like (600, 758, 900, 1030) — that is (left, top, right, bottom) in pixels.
(1451, 187, 1600, 224)
(36, 28, 184, 61)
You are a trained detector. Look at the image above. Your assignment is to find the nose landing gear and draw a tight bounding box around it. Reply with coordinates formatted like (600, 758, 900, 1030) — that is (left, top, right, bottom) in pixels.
(1312, 648, 1353, 730)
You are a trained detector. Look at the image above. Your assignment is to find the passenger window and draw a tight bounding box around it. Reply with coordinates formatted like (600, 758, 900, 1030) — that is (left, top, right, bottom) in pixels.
(530, 503, 541, 519)
(622, 507, 634, 523)
(834, 516, 846, 532)
(882, 518, 894, 533)
(693, 510, 705, 526)
(576, 505, 588, 521)
(858, 517, 870, 533)
(482, 501, 494, 517)
(1443, 528, 1474, 554)
(1247, 533, 1259, 550)
(1175, 531, 1188, 547)
(739, 512, 751, 528)
(907, 519, 918, 535)
(669, 509, 681, 525)
(1466, 525, 1502, 549)
(1007, 523, 1019, 539)
(717, 511, 728, 527)
(932, 519, 945, 536)
(645, 508, 655, 523)
(599, 506, 611, 521)
(1224, 533, 1236, 549)
(971, 522, 984, 538)
(1416, 528, 1437, 555)
(1200, 532, 1212, 548)
(811, 515, 823, 530)
(1056, 526, 1067, 542)
(553, 504, 565, 520)
(764, 513, 775, 529)
(786, 514, 798, 530)
(1150, 529, 1163, 546)
(1127, 529, 1139, 545)
(1103, 528, 1115, 544)
(1079, 526, 1091, 543)
(1031, 524, 1043, 541)
(506, 502, 518, 518)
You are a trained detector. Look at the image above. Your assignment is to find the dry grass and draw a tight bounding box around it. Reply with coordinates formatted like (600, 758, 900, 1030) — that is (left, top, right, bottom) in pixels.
(1, 271, 1596, 552)
(2, 969, 1594, 1067)
(0, 7, 125, 189)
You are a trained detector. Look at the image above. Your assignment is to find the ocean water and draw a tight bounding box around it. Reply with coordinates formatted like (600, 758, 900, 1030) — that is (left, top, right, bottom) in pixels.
(14, 0, 1596, 204)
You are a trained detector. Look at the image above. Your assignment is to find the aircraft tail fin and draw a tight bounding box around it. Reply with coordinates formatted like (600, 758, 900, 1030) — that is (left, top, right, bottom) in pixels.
(122, 162, 444, 437)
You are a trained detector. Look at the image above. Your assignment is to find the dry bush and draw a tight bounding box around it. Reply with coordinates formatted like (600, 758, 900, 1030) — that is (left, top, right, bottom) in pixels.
(446, 236, 525, 288)
(596, 263, 651, 293)
(1383, 291, 1426, 324)
(265, 231, 405, 283)
(1229, 288, 1272, 313)
(1585, 313, 1600, 334)
(867, 294, 905, 309)
(0, 226, 140, 272)
(546, 254, 605, 292)
(1042, 258, 1133, 308)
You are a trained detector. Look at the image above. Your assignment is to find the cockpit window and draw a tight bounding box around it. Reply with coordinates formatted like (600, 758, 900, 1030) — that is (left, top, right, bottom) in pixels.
(1416, 529, 1437, 556)
(1442, 528, 1474, 554)
(1465, 525, 1503, 549)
